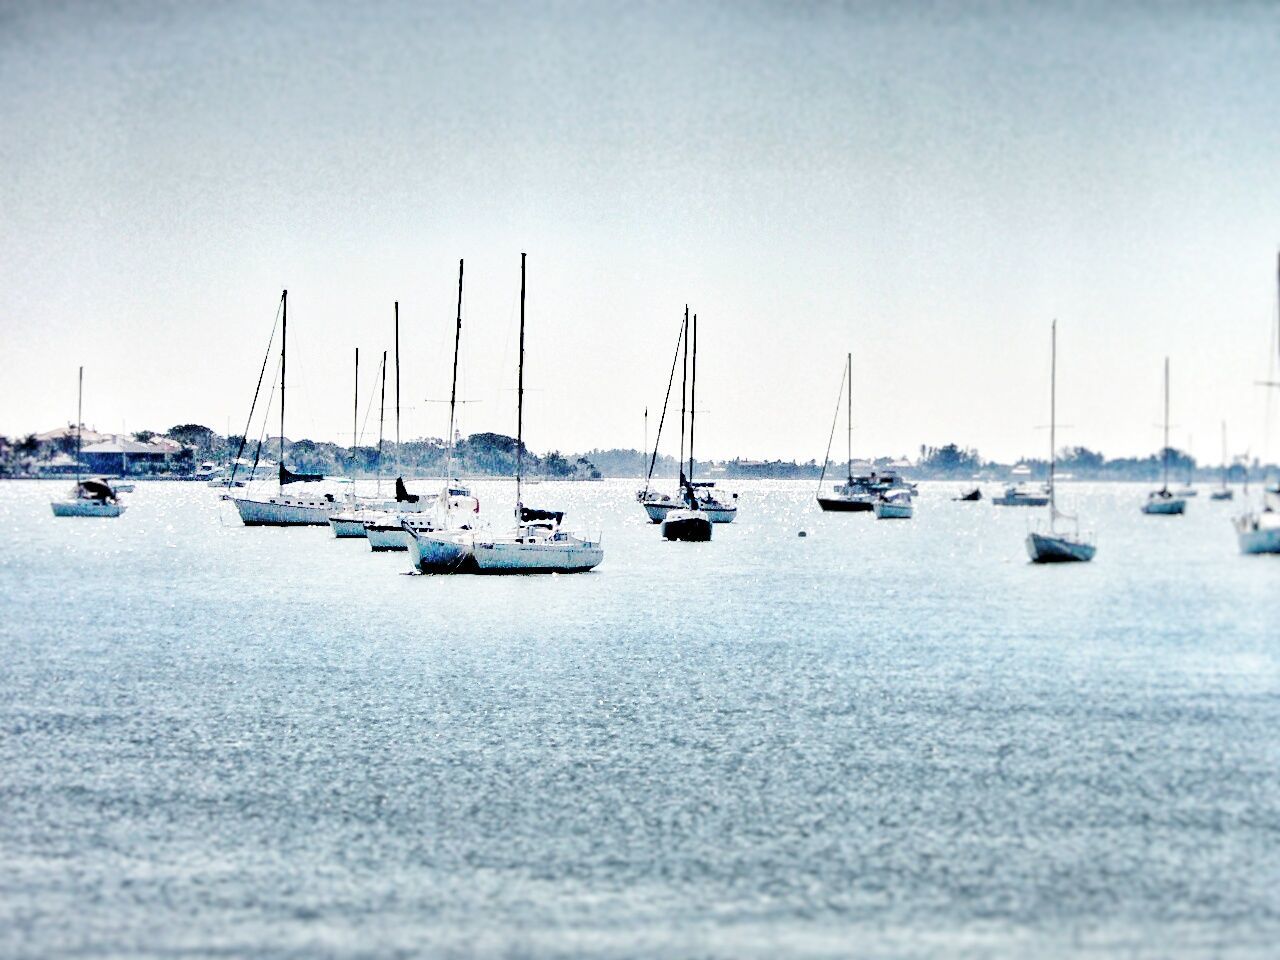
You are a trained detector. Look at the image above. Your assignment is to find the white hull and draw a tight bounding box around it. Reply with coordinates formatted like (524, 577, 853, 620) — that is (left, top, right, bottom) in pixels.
(365, 524, 409, 552)
(408, 530, 476, 573)
(642, 498, 736, 524)
(472, 535, 603, 573)
(51, 500, 126, 517)
(873, 501, 913, 519)
(329, 514, 368, 538)
(1026, 531, 1095, 563)
(1235, 514, 1280, 555)
(1142, 496, 1186, 516)
(234, 495, 336, 526)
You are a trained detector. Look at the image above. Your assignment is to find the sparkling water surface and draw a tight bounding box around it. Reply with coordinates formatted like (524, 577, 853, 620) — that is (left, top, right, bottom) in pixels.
(1, 479, 1277, 958)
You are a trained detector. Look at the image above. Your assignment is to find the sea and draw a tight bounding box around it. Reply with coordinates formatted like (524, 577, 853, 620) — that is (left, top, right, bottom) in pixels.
(1, 478, 1277, 959)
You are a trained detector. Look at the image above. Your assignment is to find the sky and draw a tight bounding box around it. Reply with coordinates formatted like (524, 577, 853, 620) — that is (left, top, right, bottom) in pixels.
(2, 0, 1279, 465)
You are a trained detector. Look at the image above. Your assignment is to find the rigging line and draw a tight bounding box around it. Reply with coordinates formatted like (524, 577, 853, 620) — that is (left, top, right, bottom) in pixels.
(250, 353, 283, 482)
(230, 293, 284, 485)
(644, 312, 686, 493)
(816, 358, 848, 496)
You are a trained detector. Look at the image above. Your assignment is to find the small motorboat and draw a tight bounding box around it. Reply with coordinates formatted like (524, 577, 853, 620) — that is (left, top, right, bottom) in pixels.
(873, 490, 914, 519)
(992, 484, 1049, 507)
(953, 486, 982, 502)
(1210, 488, 1234, 501)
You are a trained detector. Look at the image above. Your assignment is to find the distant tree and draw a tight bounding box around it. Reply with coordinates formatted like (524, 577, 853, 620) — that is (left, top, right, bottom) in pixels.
(918, 443, 981, 477)
(132, 430, 156, 443)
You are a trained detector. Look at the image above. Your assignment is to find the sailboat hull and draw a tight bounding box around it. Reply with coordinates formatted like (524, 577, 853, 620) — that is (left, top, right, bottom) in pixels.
(234, 496, 334, 526)
(1026, 531, 1095, 563)
(662, 510, 713, 541)
(1210, 490, 1234, 501)
(643, 499, 736, 523)
(328, 514, 368, 538)
(471, 539, 604, 573)
(365, 523, 409, 551)
(817, 496, 874, 512)
(1141, 497, 1186, 516)
(873, 500, 914, 519)
(51, 500, 126, 518)
(408, 530, 477, 573)
(1235, 515, 1280, 555)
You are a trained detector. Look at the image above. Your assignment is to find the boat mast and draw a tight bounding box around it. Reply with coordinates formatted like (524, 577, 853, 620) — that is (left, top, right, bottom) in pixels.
(678, 307, 689, 496)
(643, 407, 648, 480)
(447, 258, 464, 479)
(394, 301, 400, 479)
(688, 313, 697, 484)
(515, 252, 526, 517)
(644, 316, 685, 496)
(1162, 356, 1170, 492)
(75, 366, 83, 485)
(846, 351, 852, 481)
(1221, 420, 1228, 490)
(279, 289, 287, 495)
(377, 351, 387, 496)
(352, 347, 359, 485)
(1049, 319, 1057, 520)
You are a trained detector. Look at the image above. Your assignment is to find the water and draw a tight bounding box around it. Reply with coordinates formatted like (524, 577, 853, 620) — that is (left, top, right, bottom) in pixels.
(1, 479, 1277, 958)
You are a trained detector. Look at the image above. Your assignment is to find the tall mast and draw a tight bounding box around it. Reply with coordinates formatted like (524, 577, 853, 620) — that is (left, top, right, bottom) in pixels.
(643, 407, 648, 479)
(394, 301, 400, 478)
(515, 253, 526, 515)
(846, 352, 852, 481)
(1049, 320, 1057, 518)
(75, 366, 83, 484)
(377, 351, 387, 496)
(353, 347, 359, 478)
(688, 314, 698, 483)
(1162, 356, 1170, 492)
(447, 258, 464, 478)
(279, 289, 287, 494)
(678, 306, 689, 484)
(1221, 420, 1228, 489)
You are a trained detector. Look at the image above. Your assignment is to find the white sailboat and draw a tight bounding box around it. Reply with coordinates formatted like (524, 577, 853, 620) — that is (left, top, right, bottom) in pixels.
(1234, 252, 1280, 554)
(1025, 320, 1095, 563)
(1142, 357, 1187, 516)
(233, 291, 339, 526)
(50, 367, 127, 518)
(415, 254, 603, 573)
(661, 309, 712, 542)
(816, 353, 874, 512)
(638, 308, 737, 525)
(1210, 421, 1234, 501)
(873, 490, 914, 519)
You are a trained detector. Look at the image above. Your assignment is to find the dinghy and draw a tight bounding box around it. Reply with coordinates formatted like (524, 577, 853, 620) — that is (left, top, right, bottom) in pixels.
(873, 490, 914, 519)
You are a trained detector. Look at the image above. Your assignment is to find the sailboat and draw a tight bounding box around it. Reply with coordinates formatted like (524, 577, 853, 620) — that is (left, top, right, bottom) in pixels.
(1234, 252, 1280, 554)
(50, 367, 127, 518)
(1141, 357, 1187, 516)
(1025, 321, 1095, 563)
(330, 349, 390, 538)
(638, 308, 737, 524)
(1210, 421, 1234, 501)
(412, 254, 603, 573)
(661, 310, 713, 542)
(384, 263, 476, 563)
(233, 291, 337, 526)
(814, 353, 909, 511)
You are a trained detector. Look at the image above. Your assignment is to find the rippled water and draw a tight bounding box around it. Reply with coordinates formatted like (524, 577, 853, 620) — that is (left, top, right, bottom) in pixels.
(1, 478, 1277, 958)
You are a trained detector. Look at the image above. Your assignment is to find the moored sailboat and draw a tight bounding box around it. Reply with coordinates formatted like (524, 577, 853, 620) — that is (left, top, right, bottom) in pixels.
(1210, 421, 1234, 501)
(661, 309, 712, 542)
(1025, 320, 1095, 563)
(233, 291, 337, 526)
(816, 353, 875, 512)
(50, 367, 128, 518)
(1141, 357, 1186, 516)
(1234, 252, 1280, 553)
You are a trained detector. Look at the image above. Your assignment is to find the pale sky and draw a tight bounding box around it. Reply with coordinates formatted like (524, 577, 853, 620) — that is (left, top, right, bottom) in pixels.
(2, 0, 1278, 465)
